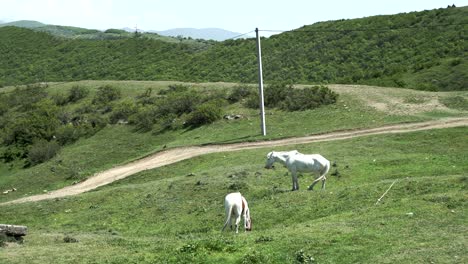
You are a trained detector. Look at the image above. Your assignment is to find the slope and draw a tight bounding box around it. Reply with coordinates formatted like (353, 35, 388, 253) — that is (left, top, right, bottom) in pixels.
(0, 6, 466, 90)
(2, 117, 467, 205)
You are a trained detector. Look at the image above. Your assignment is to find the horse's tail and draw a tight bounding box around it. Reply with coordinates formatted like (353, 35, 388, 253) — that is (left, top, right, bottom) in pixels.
(222, 205, 233, 232)
(320, 159, 331, 179)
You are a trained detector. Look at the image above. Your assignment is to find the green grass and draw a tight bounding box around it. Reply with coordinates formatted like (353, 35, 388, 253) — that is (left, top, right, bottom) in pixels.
(0, 127, 467, 263)
(1, 81, 466, 204)
(0, 81, 466, 263)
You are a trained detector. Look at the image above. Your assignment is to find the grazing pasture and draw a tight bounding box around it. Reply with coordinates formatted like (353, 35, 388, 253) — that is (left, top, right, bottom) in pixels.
(0, 81, 467, 263)
(0, 126, 466, 263)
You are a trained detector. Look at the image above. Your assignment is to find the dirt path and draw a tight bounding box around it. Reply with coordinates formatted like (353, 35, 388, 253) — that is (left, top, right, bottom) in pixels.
(2, 117, 467, 205)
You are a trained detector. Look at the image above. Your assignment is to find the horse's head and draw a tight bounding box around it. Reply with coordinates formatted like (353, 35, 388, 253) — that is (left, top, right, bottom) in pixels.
(245, 218, 252, 231)
(265, 152, 276, 169)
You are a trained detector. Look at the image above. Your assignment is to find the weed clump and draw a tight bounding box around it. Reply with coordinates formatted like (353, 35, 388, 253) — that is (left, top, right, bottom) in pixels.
(295, 249, 315, 263)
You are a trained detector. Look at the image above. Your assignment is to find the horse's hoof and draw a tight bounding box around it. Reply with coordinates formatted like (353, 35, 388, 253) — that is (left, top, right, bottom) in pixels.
(307, 186, 314, 191)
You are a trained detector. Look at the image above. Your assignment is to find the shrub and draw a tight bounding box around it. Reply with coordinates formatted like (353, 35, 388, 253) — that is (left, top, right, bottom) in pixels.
(55, 124, 82, 145)
(264, 82, 291, 108)
(8, 84, 48, 112)
(244, 84, 337, 111)
(27, 140, 61, 166)
(68, 85, 89, 103)
(281, 85, 338, 111)
(153, 113, 179, 132)
(92, 85, 121, 105)
(0, 146, 24, 162)
(51, 93, 69, 106)
(109, 99, 138, 124)
(135, 88, 157, 105)
(227, 84, 254, 103)
(157, 91, 201, 117)
(128, 106, 158, 132)
(185, 101, 223, 128)
(243, 91, 260, 109)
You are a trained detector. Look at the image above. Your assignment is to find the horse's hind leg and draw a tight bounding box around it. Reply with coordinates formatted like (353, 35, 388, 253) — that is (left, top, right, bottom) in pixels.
(290, 170, 299, 191)
(308, 177, 320, 190)
(321, 177, 326, 190)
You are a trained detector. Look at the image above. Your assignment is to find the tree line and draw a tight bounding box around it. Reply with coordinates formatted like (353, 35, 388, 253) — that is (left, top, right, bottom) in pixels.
(0, 6, 466, 91)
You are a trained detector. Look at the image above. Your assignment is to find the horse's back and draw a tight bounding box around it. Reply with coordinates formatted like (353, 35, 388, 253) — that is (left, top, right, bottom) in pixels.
(287, 153, 329, 171)
(294, 153, 328, 163)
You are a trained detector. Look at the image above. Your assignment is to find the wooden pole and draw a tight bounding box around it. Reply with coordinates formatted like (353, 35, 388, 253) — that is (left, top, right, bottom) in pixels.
(255, 28, 266, 136)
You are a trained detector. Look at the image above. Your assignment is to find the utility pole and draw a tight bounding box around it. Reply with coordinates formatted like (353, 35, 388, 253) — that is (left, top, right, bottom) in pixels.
(255, 28, 266, 136)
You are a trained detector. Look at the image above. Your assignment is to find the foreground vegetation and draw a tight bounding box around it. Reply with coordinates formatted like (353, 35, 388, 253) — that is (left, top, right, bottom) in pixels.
(0, 126, 466, 263)
(0, 6, 466, 91)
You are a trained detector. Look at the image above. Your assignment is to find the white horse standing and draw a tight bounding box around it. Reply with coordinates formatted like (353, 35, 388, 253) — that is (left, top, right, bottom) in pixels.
(265, 150, 330, 191)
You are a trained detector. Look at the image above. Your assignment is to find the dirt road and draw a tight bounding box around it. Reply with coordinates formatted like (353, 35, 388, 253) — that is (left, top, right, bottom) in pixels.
(2, 117, 467, 205)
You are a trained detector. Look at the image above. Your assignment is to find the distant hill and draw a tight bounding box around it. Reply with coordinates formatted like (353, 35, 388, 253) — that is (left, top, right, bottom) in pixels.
(0, 20, 46, 28)
(0, 6, 466, 91)
(150, 28, 243, 41)
(0, 20, 212, 44)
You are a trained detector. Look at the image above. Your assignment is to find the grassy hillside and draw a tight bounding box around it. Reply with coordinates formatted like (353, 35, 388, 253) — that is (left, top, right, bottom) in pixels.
(0, 6, 466, 90)
(0, 126, 466, 263)
(0, 81, 467, 205)
(0, 81, 466, 263)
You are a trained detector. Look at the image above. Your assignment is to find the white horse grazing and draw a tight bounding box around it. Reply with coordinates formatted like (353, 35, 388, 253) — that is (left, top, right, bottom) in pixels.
(222, 192, 252, 233)
(265, 150, 330, 191)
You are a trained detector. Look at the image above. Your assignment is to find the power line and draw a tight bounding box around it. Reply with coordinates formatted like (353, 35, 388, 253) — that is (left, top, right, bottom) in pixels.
(225, 30, 255, 40)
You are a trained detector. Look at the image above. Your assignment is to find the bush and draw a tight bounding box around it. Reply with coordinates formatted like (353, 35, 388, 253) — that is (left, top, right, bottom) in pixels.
(55, 124, 82, 145)
(92, 85, 121, 105)
(0, 146, 24, 162)
(8, 84, 48, 112)
(227, 84, 254, 103)
(157, 91, 201, 117)
(243, 91, 260, 109)
(68, 85, 89, 103)
(51, 93, 69, 106)
(185, 101, 223, 128)
(281, 85, 338, 111)
(27, 139, 61, 166)
(52, 85, 89, 106)
(243, 84, 337, 111)
(128, 106, 158, 132)
(265, 82, 291, 108)
(153, 113, 179, 132)
(109, 99, 138, 124)
(135, 88, 157, 105)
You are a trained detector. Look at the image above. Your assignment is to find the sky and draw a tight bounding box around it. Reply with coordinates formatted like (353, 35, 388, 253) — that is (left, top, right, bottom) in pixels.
(1, 0, 467, 35)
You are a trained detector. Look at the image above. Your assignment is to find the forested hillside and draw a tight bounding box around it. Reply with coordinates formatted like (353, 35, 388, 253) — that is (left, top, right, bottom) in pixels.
(0, 6, 466, 91)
